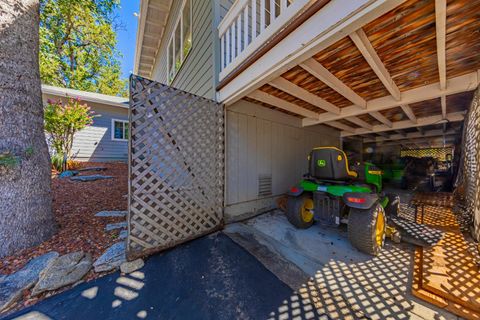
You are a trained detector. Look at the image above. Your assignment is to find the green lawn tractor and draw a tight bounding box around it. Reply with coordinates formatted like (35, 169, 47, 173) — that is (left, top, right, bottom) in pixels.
(286, 147, 399, 255)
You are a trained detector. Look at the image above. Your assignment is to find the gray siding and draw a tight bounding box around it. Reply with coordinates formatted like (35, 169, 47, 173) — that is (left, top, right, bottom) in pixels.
(152, 0, 214, 100)
(43, 93, 128, 162)
(225, 99, 340, 220)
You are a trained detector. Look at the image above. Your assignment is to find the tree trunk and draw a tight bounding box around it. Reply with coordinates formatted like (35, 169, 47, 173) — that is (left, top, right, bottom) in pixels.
(0, 0, 56, 258)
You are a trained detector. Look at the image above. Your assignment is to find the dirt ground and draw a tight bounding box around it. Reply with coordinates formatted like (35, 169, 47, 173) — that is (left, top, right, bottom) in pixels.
(0, 162, 128, 309)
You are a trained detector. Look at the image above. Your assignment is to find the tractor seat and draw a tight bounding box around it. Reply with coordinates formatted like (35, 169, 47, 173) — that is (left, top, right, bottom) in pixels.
(308, 147, 358, 181)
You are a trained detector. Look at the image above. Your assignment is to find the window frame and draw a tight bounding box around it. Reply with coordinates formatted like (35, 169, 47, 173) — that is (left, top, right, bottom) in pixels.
(167, 0, 192, 84)
(111, 119, 129, 142)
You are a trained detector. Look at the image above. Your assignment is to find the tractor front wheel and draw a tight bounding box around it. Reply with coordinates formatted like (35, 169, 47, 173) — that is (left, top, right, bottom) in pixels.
(348, 203, 386, 255)
(286, 195, 314, 229)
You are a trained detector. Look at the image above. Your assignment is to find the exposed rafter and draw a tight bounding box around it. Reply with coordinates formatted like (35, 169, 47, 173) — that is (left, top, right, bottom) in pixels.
(269, 77, 340, 114)
(401, 105, 417, 123)
(349, 28, 401, 100)
(247, 90, 320, 119)
(300, 58, 367, 108)
(363, 128, 458, 143)
(345, 116, 373, 130)
(435, 0, 447, 90)
(325, 121, 356, 133)
(369, 111, 392, 127)
(302, 72, 478, 127)
(367, 135, 457, 147)
(341, 112, 465, 137)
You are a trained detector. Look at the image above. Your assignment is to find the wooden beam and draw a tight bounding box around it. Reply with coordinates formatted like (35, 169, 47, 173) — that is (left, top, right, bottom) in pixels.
(302, 71, 478, 126)
(325, 121, 356, 133)
(349, 28, 401, 100)
(370, 111, 392, 127)
(269, 77, 341, 114)
(441, 95, 447, 119)
(401, 105, 417, 123)
(345, 116, 373, 130)
(300, 58, 367, 108)
(247, 90, 320, 119)
(435, 0, 447, 90)
(364, 128, 458, 143)
(341, 112, 465, 137)
(367, 135, 457, 147)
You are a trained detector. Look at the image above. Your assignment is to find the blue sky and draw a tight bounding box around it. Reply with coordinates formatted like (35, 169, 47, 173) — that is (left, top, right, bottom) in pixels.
(115, 1, 140, 79)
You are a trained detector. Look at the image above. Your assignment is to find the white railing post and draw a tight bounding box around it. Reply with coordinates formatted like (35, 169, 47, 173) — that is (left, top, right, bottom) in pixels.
(226, 26, 231, 65)
(221, 34, 225, 69)
(260, 0, 265, 32)
(243, 5, 248, 50)
(252, 0, 257, 39)
(270, 0, 276, 22)
(236, 15, 241, 57)
(280, 0, 287, 13)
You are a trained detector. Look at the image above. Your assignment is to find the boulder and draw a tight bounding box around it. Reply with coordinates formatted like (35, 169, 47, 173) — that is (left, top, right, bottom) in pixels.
(119, 230, 128, 240)
(31, 251, 92, 296)
(95, 210, 127, 218)
(93, 242, 126, 273)
(0, 252, 58, 311)
(58, 170, 78, 178)
(70, 175, 113, 182)
(120, 259, 144, 274)
(105, 222, 127, 231)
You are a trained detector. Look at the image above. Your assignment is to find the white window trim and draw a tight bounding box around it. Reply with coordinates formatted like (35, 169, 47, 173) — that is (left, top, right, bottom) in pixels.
(111, 119, 129, 141)
(167, 0, 192, 84)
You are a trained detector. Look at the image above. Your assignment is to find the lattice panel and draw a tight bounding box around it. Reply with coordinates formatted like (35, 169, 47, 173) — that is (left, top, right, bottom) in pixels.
(127, 76, 224, 258)
(458, 86, 480, 241)
(400, 147, 453, 161)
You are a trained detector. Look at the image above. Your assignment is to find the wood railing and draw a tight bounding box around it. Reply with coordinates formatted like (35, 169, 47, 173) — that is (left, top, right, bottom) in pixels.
(218, 0, 310, 81)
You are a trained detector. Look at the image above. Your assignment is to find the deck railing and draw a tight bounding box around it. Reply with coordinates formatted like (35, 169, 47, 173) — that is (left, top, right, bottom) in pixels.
(218, 0, 310, 81)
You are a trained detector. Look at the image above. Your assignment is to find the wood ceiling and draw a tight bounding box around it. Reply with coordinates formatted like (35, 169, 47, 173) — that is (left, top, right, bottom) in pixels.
(244, 0, 480, 144)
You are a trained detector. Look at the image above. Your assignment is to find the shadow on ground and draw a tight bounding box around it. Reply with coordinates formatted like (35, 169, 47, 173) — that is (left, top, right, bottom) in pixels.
(3, 233, 301, 320)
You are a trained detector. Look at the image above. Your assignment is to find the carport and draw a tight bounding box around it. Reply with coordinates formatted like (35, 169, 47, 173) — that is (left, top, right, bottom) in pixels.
(126, 0, 480, 319)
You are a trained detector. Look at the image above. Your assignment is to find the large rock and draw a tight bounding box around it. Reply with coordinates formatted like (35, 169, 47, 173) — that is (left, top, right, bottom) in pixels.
(105, 222, 127, 231)
(120, 259, 144, 274)
(119, 230, 128, 240)
(31, 251, 92, 296)
(70, 175, 113, 182)
(0, 252, 58, 312)
(93, 242, 126, 273)
(95, 210, 127, 218)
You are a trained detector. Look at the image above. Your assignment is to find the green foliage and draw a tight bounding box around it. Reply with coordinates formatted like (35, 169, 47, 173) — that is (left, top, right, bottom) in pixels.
(39, 0, 127, 96)
(50, 152, 65, 172)
(44, 98, 98, 159)
(0, 152, 19, 168)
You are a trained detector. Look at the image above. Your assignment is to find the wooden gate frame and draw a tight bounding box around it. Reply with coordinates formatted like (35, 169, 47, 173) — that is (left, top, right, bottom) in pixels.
(127, 76, 225, 259)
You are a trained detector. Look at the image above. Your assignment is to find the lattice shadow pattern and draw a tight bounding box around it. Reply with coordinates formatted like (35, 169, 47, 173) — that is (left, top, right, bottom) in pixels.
(127, 76, 224, 258)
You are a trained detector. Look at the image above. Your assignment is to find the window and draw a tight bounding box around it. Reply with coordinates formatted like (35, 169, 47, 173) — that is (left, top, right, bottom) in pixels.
(167, 0, 192, 83)
(112, 119, 129, 141)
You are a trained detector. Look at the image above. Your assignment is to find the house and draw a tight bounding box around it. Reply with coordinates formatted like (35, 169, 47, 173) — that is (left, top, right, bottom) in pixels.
(41, 85, 129, 162)
(133, 0, 479, 225)
(129, 1, 480, 317)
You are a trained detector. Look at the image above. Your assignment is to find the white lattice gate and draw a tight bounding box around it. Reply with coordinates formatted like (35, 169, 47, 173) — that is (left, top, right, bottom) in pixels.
(127, 76, 224, 259)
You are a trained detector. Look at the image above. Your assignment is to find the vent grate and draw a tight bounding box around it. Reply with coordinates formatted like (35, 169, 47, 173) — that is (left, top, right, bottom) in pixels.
(258, 174, 272, 197)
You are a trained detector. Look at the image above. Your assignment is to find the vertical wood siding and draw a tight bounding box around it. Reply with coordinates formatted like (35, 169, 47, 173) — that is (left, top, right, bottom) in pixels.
(152, 0, 214, 99)
(226, 99, 340, 206)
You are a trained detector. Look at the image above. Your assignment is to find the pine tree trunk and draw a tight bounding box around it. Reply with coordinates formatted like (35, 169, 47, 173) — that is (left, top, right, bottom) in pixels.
(0, 0, 56, 258)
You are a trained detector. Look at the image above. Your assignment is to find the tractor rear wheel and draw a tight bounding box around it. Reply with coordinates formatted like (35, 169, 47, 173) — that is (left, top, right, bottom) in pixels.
(286, 195, 314, 229)
(348, 203, 386, 255)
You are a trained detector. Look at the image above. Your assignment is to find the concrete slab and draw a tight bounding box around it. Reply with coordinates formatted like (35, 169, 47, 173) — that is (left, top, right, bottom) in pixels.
(3, 233, 314, 320)
(225, 210, 459, 320)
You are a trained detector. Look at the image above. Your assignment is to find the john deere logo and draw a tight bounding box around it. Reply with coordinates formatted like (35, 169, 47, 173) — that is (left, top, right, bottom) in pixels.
(317, 159, 326, 167)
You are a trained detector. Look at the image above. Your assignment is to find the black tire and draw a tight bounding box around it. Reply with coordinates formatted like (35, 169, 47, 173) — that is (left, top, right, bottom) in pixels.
(384, 193, 400, 218)
(286, 195, 314, 229)
(348, 203, 386, 255)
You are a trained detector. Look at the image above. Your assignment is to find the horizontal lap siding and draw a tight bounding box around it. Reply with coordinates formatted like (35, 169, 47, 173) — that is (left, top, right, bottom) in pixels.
(152, 0, 214, 100)
(226, 100, 340, 206)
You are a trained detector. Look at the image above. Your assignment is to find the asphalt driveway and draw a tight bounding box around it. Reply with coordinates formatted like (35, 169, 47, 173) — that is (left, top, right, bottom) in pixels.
(3, 233, 314, 320)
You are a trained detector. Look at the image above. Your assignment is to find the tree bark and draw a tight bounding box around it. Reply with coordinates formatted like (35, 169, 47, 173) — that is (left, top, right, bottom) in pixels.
(0, 0, 56, 258)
